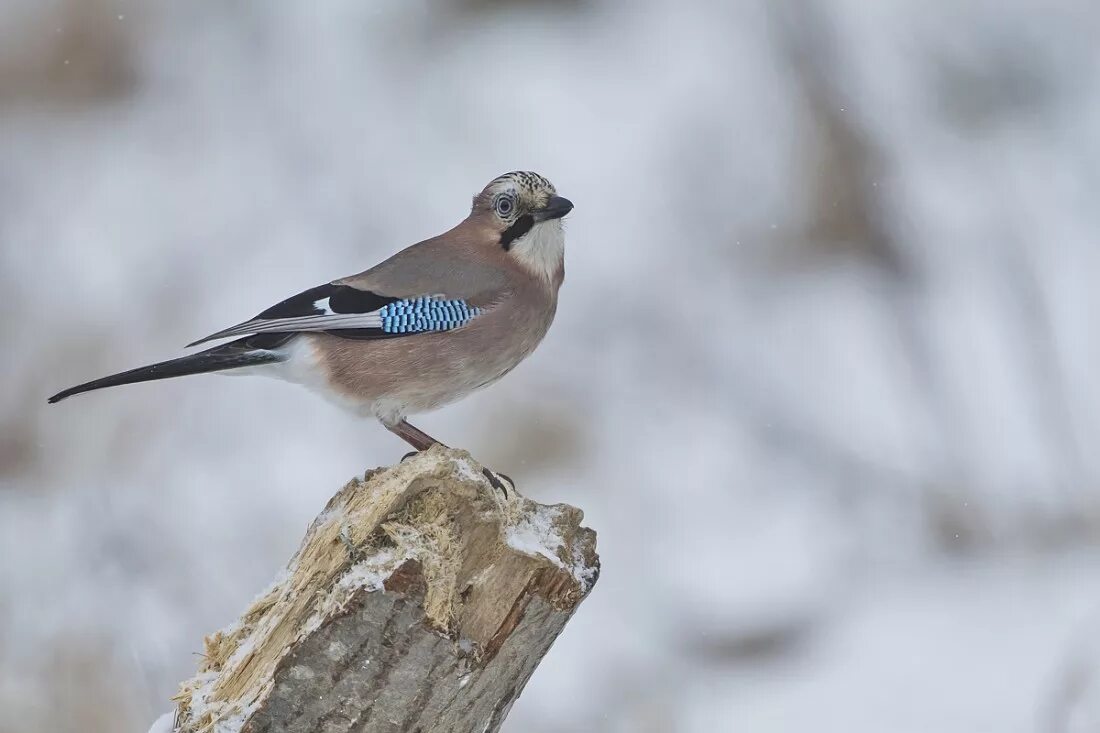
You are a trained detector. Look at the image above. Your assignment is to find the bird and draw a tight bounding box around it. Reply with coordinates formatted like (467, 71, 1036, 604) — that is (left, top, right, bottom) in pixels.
(48, 171, 573, 455)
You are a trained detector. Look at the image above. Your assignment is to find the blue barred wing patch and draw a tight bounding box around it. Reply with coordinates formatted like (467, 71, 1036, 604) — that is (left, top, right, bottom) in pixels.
(377, 297, 481, 334)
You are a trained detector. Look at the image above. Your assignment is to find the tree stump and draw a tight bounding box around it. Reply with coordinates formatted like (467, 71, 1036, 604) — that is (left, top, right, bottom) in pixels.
(162, 446, 599, 733)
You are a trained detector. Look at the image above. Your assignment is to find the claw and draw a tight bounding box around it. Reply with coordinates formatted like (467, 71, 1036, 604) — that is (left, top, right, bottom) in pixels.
(482, 468, 514, 498)
(495, 472, 515, 492)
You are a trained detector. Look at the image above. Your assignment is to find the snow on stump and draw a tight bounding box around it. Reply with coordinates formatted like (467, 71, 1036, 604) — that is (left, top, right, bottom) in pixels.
(168, 446, 599, 733)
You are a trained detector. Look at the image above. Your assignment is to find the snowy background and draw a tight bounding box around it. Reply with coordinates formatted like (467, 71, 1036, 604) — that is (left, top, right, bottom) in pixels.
(2, 1, 1100, 731)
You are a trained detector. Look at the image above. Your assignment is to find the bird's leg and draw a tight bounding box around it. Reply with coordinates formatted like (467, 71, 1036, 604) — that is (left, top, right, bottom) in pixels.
(388, 419, 446, 452)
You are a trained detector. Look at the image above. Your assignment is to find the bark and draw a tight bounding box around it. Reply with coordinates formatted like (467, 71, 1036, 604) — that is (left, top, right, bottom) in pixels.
(166, 446, 599, 733)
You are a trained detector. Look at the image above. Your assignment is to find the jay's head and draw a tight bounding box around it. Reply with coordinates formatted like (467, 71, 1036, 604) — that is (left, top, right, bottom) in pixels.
(471, 171, 573, 254)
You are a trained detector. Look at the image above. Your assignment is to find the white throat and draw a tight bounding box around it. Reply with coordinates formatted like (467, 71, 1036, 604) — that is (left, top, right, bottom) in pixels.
(511, 220, 565, 282)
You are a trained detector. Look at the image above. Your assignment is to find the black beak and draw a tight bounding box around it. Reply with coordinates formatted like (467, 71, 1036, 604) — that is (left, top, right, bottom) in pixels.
(533, 195, 574, 222)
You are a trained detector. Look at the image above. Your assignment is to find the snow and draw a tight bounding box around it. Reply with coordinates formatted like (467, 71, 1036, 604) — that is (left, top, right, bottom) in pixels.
(503, 502, 596, 592)
(146, 713, 174, 733)
(3, 0, 1100, 731)
(335, 549, 403, 594)
(175, 671, 254, 733)
(504, 505, 566, 569)
(452, 456, 485, 486)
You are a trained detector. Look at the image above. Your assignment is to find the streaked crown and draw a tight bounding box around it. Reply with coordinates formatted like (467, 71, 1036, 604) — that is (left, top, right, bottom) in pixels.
(489, 171, 557, 198)
(473, 171, 559, 220)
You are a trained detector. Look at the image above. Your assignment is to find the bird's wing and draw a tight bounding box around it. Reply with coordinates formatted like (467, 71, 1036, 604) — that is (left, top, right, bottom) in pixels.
(188, 250, 509, 348)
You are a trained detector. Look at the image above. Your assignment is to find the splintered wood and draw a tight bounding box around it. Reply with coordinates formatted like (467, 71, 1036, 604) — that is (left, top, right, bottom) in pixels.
(170, 446, 599, 733)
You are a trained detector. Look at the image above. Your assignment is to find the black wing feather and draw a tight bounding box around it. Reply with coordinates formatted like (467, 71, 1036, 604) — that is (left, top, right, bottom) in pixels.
(251, 284, 400, 342)
(188, 283, 407, 347)
(256, 283, 397, 319)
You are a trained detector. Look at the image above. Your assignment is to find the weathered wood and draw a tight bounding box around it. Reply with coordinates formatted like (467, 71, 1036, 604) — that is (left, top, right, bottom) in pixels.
(167, 446, 599, 733)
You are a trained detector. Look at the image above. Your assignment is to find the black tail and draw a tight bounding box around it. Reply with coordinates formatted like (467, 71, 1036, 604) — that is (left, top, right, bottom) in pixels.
(47, 344, 285, 404)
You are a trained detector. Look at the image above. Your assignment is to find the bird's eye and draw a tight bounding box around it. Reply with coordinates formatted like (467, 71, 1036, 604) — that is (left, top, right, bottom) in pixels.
(495, 195, 515, 217)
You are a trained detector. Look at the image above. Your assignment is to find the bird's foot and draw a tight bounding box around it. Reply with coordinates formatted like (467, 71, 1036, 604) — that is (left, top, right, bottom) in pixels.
(396, 441, 512, 498)
(482, 468, 515, 499)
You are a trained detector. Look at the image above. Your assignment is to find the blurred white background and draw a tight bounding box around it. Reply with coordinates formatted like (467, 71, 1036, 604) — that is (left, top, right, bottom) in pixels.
(2, 1, 1099, 731)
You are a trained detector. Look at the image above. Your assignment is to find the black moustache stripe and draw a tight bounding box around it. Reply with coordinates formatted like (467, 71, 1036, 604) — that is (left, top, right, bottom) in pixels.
(499, 214, 534, 251)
